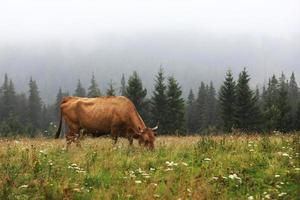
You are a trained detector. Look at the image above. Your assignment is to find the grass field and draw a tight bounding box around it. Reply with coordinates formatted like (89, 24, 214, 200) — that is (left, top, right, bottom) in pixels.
(0, 134, 299, 200)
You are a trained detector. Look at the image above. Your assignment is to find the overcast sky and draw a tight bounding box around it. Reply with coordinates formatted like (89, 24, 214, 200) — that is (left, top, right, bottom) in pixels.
(0, 0, 299, 103)
(1, 0, 299, 41)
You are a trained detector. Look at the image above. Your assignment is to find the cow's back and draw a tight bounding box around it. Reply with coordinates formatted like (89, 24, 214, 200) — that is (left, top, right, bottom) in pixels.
(61, 96, 136, 132)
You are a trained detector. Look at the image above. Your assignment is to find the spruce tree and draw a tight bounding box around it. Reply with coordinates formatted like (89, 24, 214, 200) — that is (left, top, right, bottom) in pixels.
(296, 102, 300, 131)
(87, 73, 101, 97)
(263, 75, 280, 131)
(287, 72, 299, 130)
(234, 68, 259, 131)
(196, 82, 208, 132)
(277, 73, 290, 132)
(106, 79, 116, 96)
(27, 78, 42, 131)
(15, 93, 28, 124)
(0, 74, 16, 120)
(74, 79, 86, 97)
(151, 68, 168, 134)
(166, 76, 185, 134)
(206, 81, 217, 128)
(218, 70, 236, 132)
(186, 89, 197, 133)
(120, 73, 126, 96)
(126, 71, 147, 116)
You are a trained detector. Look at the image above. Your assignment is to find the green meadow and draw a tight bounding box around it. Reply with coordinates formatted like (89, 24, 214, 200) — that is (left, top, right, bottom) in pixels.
(0, 134, 299, 200)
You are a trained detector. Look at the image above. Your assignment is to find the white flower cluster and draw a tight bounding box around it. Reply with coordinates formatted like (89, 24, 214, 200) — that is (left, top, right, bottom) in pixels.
(68, 163, 86, 174)
(228, 173, 242, 183)
(125, 167, 155, 183)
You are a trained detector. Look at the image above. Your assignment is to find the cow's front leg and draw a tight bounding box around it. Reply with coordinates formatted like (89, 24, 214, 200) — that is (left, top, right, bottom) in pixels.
(128, 135, 133, 146)
(74, 133, 82, 147)
(111, 127, 119, 145)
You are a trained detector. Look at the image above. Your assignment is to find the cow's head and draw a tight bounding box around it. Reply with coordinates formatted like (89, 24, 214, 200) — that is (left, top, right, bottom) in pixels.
(138, 125, 158, 150)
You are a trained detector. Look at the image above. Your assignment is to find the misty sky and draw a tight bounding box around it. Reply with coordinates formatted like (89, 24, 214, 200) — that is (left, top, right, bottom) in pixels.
(0, 0, 299, 103)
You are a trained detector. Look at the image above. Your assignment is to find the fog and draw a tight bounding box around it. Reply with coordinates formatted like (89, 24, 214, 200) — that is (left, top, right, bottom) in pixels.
(0, 0, 299, 103)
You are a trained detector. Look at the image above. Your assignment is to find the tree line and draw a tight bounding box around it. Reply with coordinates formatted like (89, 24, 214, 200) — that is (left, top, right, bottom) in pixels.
(0, 68, 299, 137)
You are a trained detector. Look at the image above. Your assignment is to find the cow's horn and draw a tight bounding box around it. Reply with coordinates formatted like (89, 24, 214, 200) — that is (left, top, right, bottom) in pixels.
(152, 125, 158, 131)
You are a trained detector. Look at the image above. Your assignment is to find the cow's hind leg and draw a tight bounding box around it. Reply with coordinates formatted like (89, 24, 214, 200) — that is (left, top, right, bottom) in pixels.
(64, 116, 81, 149)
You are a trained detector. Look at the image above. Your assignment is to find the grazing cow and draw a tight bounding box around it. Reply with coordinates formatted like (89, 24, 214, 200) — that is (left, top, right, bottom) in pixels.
(55, 96, 157, 149)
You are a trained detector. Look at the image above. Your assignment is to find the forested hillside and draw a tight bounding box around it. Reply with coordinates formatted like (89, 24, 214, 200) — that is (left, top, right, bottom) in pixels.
(0, 68, 299, 137)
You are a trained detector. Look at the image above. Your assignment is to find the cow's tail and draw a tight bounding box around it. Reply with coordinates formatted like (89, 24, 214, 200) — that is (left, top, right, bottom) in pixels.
(55, 112, 63, 139)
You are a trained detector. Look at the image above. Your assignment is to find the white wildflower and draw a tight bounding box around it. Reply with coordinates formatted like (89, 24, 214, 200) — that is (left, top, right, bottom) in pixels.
(265, 194, 271, 199)
(249, 149, 254, 152)
(294, 168, 300, 171)
(204, 158, 211, 161)
(129, 174, 136, 178)
(275, 174, 280, 178)
(187, 188, 192, 193)
(282, 153, 289, 157)
(181, 162, 188, 166)
(39, 150, 46, 154)
(278, 192, 287, 197)
(248, 196, 254, 200)
(212, 176, 218, 180)
(150, 167, 155, 171)
(137, 168, 144, 174)
(165, 168, 174, 171)
(228, 174, 242, 183)
(19, 185, 28, 188)
(166, 161, 178, 167)
(73, 188, 80, 192)
(135, 180, 142, 184)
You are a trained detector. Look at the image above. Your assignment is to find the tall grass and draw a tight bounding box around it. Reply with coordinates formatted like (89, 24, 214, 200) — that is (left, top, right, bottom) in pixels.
(0, 134, 299, 200)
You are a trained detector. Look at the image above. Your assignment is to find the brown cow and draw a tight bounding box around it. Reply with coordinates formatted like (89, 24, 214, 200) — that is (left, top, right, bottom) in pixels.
(55, 96, 157, 149)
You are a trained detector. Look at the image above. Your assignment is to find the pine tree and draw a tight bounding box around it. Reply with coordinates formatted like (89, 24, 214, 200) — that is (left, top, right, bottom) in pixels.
(151, 68, 168, 134)
(218, 70, 236, 132)
(277, 73, 290, 132)
(15, 93, 28, 124)
(263, 75, 280, 132)
(196, 82, 208, 132)
(287, 72, 299, 130)
(120, 73, 126, 96)
(106, 79, 116, 96)
(296, 102, 300, 131)
(74, 79, 86, 97)
(27, 77, 42, 131)
(87, 73, 101, 97)
(0, 74, 16, 120)
(126, 71, 147, 116)
(166, 76, 185, 134)
(234, 68, 259, 131)
(186, 89, 197, 133)
(206, 81, 217, 128)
